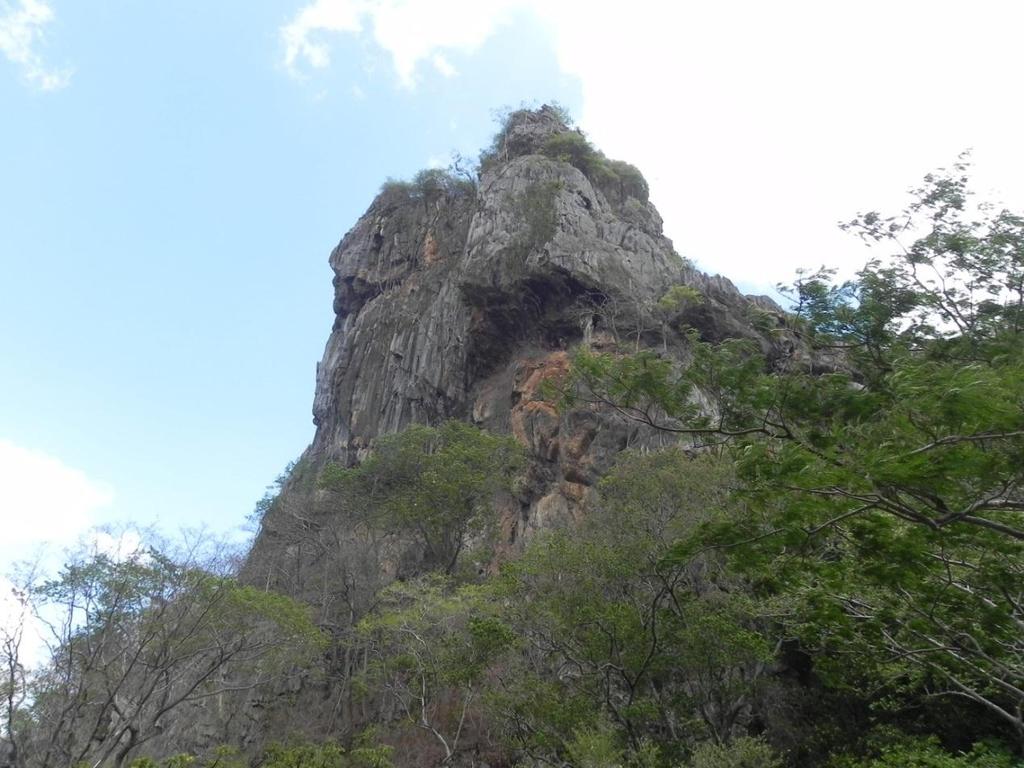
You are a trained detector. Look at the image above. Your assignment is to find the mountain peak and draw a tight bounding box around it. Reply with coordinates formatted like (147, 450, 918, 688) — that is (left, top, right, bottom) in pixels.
(487, 103, 575, 161)
(247, 109, 787, 592)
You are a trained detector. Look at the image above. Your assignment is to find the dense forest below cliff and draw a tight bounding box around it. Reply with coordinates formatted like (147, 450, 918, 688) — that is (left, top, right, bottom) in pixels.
(2, 110, 1022, 768)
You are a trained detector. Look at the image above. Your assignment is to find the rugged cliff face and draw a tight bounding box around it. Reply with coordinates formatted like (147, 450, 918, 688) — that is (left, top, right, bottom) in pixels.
(245, 106, 787, 592)
(154, 105, 797, 757)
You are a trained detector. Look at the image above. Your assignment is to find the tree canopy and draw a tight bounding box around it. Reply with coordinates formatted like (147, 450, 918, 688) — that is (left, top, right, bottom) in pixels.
(563, 159, 1024, 746)
(320, 421, 523, 574)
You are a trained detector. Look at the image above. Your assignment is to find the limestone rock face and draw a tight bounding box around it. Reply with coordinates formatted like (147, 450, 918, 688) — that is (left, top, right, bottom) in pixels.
(247, 104, 785, 583)
(195, 105, 800, 757)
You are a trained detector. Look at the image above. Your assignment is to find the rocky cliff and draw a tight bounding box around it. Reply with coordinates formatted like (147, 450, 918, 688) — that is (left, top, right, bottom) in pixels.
(246, 106, 786, 594)
(150, 105, 795, 756)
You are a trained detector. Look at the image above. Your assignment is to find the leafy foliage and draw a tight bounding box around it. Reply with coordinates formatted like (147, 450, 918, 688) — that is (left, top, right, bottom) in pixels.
(249, 459, 299, 525)
(334, 449, 782, 766)
(379, 168, 475, 201)
(563, 161, 1024, 746)
(320, 421, 523, 573)
(9, 537, 324, 768)
(488, 451, 774, 764)
(830, 737, 1019, 768)
(478, 101, 574, 171)
(541, 132, 649, 203)
(513, 179, 563, 253)
(688, 736, 783, 768)
(260, 741, 392, 768)
(123, 741, 393, 768)
(657, 285, 704, 314)
(356, 576, 512, 762)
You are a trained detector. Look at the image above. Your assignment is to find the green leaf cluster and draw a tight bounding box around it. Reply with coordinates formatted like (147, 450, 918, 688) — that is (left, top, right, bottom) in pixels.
(563, 160, 1024, 748)
(513, 179, 563, 252)
(540, 132, 649, 204)
(320, 421, 523, 573)
(379, 168, 475, 201)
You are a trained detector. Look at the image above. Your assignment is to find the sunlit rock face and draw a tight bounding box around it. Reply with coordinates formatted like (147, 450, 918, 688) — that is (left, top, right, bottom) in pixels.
(192, 105, 796, 756)
(247, 105, 787, 583)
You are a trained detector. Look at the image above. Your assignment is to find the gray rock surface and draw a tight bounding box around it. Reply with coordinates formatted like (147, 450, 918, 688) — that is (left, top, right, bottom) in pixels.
(37, 108, 801, 764)
(161, 105, 800, 758)
(246, 105, 788, 587)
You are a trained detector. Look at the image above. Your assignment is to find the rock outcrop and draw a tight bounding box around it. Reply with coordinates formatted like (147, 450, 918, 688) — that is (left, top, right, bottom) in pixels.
(246, 105, 787, 588)
(161, 105, 797, 757)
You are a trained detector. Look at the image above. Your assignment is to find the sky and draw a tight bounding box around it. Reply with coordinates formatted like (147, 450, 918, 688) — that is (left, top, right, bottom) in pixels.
(2, 0, 1024, 590)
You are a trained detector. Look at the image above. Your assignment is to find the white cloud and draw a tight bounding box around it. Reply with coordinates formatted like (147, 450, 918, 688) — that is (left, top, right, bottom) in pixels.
(0, 577, 37, 666)
(281, 0, 367, 78)
(0, 572, 52, 669)
(431, 52, 456, 78)
(0, 442, 119, 667)
(281, 0, 515, 87)
(280, 0, 1024, 291)
(87, 528, 145, 562)
(532, 1, 1024, 290)
(0, 439, 114, 566)
(0, 0, 71, 91)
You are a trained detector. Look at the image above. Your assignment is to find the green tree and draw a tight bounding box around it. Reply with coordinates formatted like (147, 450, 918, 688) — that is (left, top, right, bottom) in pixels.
(0, 577, 30, 768)
(688, 736, 782, 768)
(562, 160, 1024, 743)
(514, 180, 562, 254)
(261, 740, 392, 768)
(491, 451, 773, 764)
(15, 534, 324, 768)
(356, 576, 513, 764)
(320, 421, 523, 574)
(830, 736, 1018, 768)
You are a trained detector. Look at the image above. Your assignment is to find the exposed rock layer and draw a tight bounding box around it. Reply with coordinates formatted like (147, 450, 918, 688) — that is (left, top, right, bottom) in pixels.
(153, 106, 808, 760)
(246, 105, 787, 586)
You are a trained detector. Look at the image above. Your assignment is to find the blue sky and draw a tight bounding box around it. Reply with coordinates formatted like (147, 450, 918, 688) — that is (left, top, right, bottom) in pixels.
(2, 0, 1023, 575)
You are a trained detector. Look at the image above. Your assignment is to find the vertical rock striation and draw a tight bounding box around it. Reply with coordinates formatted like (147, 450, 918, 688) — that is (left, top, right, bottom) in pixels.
(247, 105, 787, 585)
(179, 105, 806, 757)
